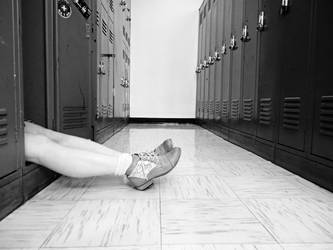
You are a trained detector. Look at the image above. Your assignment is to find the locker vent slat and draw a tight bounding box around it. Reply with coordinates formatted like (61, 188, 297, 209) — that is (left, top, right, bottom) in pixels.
(215, 100, 221, 118)
(96, 11, 100, 26)
(109, 29, 115, 44)
(259, 98, 272, 125)
(102, 19, 108, 36)
(231, 99, 239, 120)
(107, 104, 113, 118)
(283, 97, 301, 130)
(204, 101, 208, 114)
(243, 99, 253, 121)
(109, 0, 114, 12)
(320, 96, 333, 137)
(222, 100, 229, 118)
(63, 106, 88, 130)
(0, 108, 8, 146)
(209, 101, 214, 115)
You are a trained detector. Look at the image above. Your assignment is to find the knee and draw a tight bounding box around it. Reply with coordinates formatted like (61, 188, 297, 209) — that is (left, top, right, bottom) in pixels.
(24, 133, 54, 163)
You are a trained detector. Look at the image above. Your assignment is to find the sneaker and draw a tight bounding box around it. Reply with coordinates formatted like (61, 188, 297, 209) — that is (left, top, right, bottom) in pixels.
(125, 147, 181, 191)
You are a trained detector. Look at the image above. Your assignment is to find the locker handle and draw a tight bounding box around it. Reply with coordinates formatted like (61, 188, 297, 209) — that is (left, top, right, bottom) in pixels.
(221, 43, 227, 55)
(200, 63, 205, 70)
(102, 53, 115, 58)
(208, 56, 215, 65)
(195, 66, 201, 74)
(229, 35, 238, 51)
(214, 51, 221, 61)
(240, 25, 251, 42)
(203, 60, 209, 69)
(280, 0, 289, 16)
(257, 11, 266, 32)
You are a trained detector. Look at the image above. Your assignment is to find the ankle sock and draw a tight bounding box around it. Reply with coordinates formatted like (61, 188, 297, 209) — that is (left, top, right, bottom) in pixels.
(114, 153, 133, 176)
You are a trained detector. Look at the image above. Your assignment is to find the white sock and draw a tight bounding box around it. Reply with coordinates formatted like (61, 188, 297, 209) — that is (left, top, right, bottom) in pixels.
(114, 153, 133, 176)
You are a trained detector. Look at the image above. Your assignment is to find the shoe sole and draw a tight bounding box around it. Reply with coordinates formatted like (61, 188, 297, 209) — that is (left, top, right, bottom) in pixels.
(135, 150, 181, 191)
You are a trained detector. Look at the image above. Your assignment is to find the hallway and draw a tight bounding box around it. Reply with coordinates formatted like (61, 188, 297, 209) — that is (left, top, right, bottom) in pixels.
(0, 124, 333, 249)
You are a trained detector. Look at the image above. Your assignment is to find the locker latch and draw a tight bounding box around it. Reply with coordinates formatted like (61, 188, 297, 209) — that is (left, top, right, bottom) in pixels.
(240, 25, 251, 42)
(229, 35, 238, 51)
(199, 63, 205, 70)
(280, 0, 289, 16)
(208, 56, 215, 65)
(257, 11, 266, 32)
(221, 43, 227, 55)
(214, 51, 221, 61)
(195, 66, 201, 74)
(203, 60, 209, 69)
(97, 62, 106, 75)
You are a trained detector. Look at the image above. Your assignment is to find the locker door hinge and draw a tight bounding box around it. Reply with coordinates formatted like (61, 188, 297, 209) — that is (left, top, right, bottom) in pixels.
(14, 128, 19, 142)
(85, 23, 91, 38)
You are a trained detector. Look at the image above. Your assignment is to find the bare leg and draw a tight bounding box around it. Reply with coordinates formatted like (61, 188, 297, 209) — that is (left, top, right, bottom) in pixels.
(24, 133, 132, 178)
(24, 121, 121, 156)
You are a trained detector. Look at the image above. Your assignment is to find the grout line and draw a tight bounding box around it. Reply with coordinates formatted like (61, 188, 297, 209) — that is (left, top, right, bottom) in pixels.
(159, 180, 163, 250)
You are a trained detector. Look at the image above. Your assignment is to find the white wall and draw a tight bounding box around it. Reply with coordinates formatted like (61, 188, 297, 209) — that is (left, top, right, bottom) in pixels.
(130, 0, 202, 118)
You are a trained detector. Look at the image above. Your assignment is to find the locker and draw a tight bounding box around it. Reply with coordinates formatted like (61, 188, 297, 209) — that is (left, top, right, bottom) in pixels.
(214, 0, 224, 121)
(256, 0, 282, 142)
(277, 0, 313, 151)
(203, 0, 212, 120)
(0, 0, 21, 178)
(196, 9, 204, 119)
(238, 0, 260, 135)
(311, 0, 333, 161)
(220, 0, 233, 126)
(208, 0, 218, 120)
(199, 3, 207, 120)
(56, 0, 93, 138)
(107, 14, 115, 118)
(229, 0, 244, 129)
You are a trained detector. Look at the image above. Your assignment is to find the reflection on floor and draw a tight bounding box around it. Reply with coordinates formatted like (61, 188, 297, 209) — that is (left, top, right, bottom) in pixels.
(0, 124, 333, 250)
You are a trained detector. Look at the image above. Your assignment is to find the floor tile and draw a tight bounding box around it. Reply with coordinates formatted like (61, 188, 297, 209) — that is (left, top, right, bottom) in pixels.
(162, 244, 283, 250)
(245, 198, 333, 243)
(41, 247, 160, 250)
(31, 176, 94, 201)
(282, 243, 333, 249)
(211, 160, 292, 177)
(80, 175, 159, 200)
(0, 200, 75, 231)
(44, 200, 160, 247)
(160, 175, 237, 200)
(0, 230, 50, 248)
(224, 176, 333, 200)
(161, 199, 275, 244)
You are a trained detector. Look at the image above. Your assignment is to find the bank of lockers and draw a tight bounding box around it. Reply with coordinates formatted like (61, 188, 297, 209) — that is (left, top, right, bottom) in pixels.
(196, 0, 333, 191)
(0, 0, 131, 220)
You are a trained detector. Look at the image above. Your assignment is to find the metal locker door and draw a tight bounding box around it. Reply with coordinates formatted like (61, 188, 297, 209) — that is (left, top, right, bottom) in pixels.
(107, 14, 115, 119)
(239, 0, 260, 135)
(56, 0, 92, 138)
(196, 9, 203, 119)
(208, 0, 218, 120)
(100, 6, 110, 118)
(256, 0, 282, 142)
(203, 0, 212, 120)
(229, 0, 244, 129)
(277, 0, 312, 151)
(311, 0, 333, 161)
(0, 0, 21, 178)
(199, 3, 207, 120)
(221, 0, 233, 127)
(214, 0, 224, 121)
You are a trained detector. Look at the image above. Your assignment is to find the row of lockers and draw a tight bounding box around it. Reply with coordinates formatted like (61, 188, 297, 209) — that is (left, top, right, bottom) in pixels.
(196, 0, 333, 190)
(0, 0, 131, 219)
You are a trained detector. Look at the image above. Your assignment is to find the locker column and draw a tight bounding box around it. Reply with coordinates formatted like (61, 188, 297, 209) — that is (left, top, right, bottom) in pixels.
(203, 0, 212, 120)
(238, 0, 260, 136)
(213, 0, 224, 122)
(195, 8, 204, 120)
(220, 0, 233, 136)
(208, 0, 218, 120)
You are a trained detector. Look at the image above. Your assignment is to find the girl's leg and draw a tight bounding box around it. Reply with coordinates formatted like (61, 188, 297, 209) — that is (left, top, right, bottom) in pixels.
(24, 121, 121, 156)
(24, 133, 132, 178)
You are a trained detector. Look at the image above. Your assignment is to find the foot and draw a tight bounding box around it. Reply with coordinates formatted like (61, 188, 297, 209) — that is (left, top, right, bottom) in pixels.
(125, 147, 181, 191)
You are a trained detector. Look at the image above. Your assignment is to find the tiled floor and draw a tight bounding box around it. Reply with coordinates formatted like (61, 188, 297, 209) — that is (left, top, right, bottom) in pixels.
(1, 124, 333, 250)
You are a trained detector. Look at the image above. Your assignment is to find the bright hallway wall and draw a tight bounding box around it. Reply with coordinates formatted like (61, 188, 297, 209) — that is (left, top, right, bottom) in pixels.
(130, 0, 202, 118)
